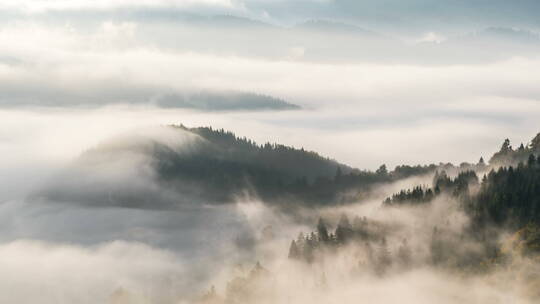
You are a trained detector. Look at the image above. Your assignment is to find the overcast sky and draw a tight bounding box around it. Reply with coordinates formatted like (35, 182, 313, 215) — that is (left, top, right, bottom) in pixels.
(0, 0, 539, 168)
(2, 0, 540, 30)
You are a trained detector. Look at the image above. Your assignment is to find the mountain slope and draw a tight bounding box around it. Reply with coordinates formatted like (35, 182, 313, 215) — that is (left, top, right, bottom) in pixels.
(36, 125, 354, 207)
(40, 126, 538, 209)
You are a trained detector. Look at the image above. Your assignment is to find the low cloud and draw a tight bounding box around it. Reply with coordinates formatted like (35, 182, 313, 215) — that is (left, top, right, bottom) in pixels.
(0, 240, 184, 304)
(0, 3, 539, 303)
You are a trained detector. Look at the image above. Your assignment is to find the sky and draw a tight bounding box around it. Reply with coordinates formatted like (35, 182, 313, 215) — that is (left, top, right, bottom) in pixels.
(1, 0, 539, 169)
(0, 1, 540, 302)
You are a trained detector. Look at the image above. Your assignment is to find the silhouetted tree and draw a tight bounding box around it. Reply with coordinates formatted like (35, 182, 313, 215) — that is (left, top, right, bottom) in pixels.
(335, 214, 354, 244)
(288, 240, 300, 260)
(317, 218, 330, 243)
(376, 164, 388, 176)
(528, 154, 536, 167)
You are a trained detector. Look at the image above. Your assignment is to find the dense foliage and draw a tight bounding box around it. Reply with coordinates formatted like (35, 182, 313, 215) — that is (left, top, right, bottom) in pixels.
(290, 154, 540, 273)
(383, 170, 479, 206)
(157, 125, 443, 205)
(472, 154, 540, 228)
(384, 153, 540, 229)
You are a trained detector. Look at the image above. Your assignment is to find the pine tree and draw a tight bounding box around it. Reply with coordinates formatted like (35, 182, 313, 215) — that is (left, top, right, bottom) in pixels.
(288, 240, 300, 260)
(478, 156, 486, 169)
(531, 133, 540, 152)
(501, 138, 513, 153)
(376, 164, 388, 176)
(336, 214, 353, 244)
(317, 218, 330, 243)
(528, 154, 536, 167)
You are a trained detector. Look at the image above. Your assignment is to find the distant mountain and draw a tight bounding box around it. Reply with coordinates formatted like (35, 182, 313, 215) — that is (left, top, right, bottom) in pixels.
(207, 15, 273, 28)
(477, 27, 540, 43)
(0, 86, 299, 111)
(453, 27, 540, 45)
(155, 92, 300, 111)
(295, 20, 379, 37)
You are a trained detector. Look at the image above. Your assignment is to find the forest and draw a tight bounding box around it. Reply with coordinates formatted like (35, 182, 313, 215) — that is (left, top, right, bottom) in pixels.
(291, 154, 540, 265)
(33, 124, 540, 303)
(194, 132, 540, 304)
(155, 125, 471, 206)
(5, 2, 540, 303)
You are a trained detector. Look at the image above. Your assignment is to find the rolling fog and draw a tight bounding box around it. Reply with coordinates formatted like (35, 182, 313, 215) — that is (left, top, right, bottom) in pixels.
(0, 0, 539, 303)
(0, 125, 537, 303)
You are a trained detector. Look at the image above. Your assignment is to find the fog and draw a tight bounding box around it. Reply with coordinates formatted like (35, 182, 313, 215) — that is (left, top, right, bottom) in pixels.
(1, 1, 539, 303)
(190, 191, 538, 304)
(0, 122, 537, 303)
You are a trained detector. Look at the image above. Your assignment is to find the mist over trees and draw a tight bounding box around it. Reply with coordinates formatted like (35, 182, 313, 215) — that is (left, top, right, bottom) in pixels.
(489, 133, 540, 166)
(38, 125, 540, 214)
(4, 0, 540, 302)
(158, 125, 486, 206)
(194, 131, 540, 304)
(29, 125, 540, 303)
(152, 127, 540, 209)
(40, 124, 452, 208)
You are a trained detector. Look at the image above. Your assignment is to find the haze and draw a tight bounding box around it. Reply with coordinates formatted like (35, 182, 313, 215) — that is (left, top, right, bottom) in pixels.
(1, 1, 539, 303)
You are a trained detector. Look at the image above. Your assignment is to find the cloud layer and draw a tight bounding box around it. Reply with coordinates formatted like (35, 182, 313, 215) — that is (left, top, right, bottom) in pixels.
(0, 2, 539, 303)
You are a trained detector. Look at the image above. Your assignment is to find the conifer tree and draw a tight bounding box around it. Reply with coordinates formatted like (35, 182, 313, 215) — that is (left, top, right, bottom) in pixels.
(288, 240, 300, 260)
(528, 154, 536, 167)
(317, 218, 330, 243)
(336, 214, 353, 243)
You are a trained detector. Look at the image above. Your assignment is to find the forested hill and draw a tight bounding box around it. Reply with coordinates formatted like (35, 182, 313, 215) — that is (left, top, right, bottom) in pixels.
(40, 126, 540, 208)
(174, 125, 353, 182)
(40, 125, 440, 207)
(281, 134, 540, 283)
(154, 125, 441, 205)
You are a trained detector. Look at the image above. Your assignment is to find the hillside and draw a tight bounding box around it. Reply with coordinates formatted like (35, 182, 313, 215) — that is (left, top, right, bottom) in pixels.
(154, 125, 451, 205)
(37, 125, 443, 208)
(39, 126, 540, 209)
(198, 132, 540, 304)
